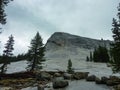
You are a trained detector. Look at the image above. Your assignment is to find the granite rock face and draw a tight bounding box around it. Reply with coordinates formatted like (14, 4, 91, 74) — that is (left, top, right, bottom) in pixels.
(45, 32, 111, 51)
(45, 32, 111, 61)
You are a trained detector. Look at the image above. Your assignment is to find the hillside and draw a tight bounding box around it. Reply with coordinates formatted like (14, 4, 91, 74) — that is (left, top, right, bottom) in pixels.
(45, 32, 111, 60)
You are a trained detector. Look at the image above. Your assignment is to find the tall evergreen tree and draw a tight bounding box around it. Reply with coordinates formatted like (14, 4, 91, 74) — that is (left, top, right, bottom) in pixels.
(67, 59, 74, 73)
(0, 34, 14, 74)
(3, 35, 14, 56)
(90, 52, 93, 62)
(110, 3, 120, 73)
(93, 48, 98, 62)
(93, 46, 109, 63)
(86, 56, 90, 62)
(0, 0, 13, 25)
(27, 32, 45, 71)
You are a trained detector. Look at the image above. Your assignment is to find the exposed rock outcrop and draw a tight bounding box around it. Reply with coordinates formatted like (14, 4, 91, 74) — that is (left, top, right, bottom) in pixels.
(45, 32, 111, 61)
(45, 32, 111, 51)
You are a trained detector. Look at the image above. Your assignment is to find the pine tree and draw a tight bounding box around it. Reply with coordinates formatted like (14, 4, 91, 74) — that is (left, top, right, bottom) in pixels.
(90, 52, 93, 62)
(93, 48, 98, 62)
(86, 56, 89, 62)
(93, 46, 109, 63)
(67, 59, 74, 73)
(110, 3, 120, 73)
(0, 0, 13, 25)
(0, 35, 14, 74)
(27, 32, 45, 71)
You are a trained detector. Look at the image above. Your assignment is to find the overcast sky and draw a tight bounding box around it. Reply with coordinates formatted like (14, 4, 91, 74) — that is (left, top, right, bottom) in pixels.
(0, 0, 119, 55)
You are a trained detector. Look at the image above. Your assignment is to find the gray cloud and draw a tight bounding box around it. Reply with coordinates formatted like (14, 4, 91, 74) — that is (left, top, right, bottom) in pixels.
(0, 0, 119, 55)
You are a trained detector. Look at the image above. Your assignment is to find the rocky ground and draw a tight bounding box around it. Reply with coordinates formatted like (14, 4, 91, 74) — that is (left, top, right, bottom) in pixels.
(0, 71, 120, 90)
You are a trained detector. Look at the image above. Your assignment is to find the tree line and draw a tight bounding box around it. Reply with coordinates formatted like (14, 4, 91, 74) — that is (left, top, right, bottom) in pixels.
(86, 45, 110, 63)
(0, 32, 45, 74)
(86, 3, 120, 73)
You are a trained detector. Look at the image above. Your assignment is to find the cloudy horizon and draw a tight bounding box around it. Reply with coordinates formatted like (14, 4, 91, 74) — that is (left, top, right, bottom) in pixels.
(0, 0, 119, 55)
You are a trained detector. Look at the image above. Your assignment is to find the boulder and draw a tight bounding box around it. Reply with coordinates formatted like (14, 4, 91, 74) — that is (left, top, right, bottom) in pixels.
(101, 76, 109, 84)
(113, 84, 120, 90)
(54, 73, 62, 77)
(95, 77, 102, 84)
(106, 76, 120, 86)
(37, 72, 51, 81)
(73, 72, 89, 80)
(54, 77, 64, 81)
(63, 73, 72, 80)
(53, 80, 69, 89)
(86, 75, 96, 81)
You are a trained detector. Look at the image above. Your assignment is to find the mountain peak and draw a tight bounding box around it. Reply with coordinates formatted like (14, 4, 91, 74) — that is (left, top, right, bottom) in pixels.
(45, 32, 111, 51)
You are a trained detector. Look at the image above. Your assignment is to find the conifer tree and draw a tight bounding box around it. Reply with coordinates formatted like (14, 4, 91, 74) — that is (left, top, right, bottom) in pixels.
(93, 46, 109, 63)
(0, 35, 14, 74)
(67, 59, 74, 73)
(110, 3, 120, 73)
(27, 32, 45, 71)
(90, 52, 93, 62)
(0, 0, 13, 25)
(86, 56, 89, 62)
(93, 48, 98, 62)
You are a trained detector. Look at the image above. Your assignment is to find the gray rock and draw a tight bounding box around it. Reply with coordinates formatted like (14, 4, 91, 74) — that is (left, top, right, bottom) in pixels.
(113, 84, 120, 90)
(101, 76, 109, 84)
(95, 77, 102, 84)
(106, 76, 120, 86)
(86, 75, 96, 81)
(53, 80, 69, 89)
(38, 72, 51, 81)
(45, 32, 111, 61)
(73, 72, 89, 80)
(63, 73, 72, 80)
(54, 73, 62, 77)
(45, 32, 111, 50)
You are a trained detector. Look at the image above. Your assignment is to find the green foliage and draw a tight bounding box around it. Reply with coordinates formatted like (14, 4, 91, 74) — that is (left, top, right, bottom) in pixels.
(0, 35, 14, 74)
(93, 46, 109, 63)
(16, 53, 28, 61)
(3, 35, 14, 56)
(90, 52, 93, 62)
(110, 4, 120, 73)
(0, 0, 13, 25)
(86, 56, 89, 62)
(27, 32, 45, 71)
(67, 59, 74, 73)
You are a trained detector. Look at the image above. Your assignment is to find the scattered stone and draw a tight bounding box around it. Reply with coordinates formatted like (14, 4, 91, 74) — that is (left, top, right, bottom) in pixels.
(86, 75, 96, 81)
(39, 72, 51, 81)
(63, 73, 72, 80)
(53, 80, 69, 89)
(73, 72, 89, 80)
(101, 76, 109, 84)
(95, 77, 102, 84)
(113, 84, 120, 90)
(54, 77, 64, 81)
(54, 73, 61, 77)
(106, 76, 120, 86)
